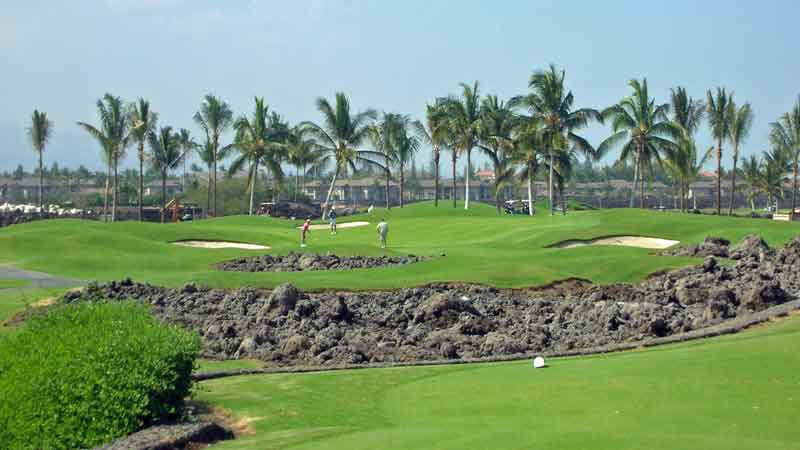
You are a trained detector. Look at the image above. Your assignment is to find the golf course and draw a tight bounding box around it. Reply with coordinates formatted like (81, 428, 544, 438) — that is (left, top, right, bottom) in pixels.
(1, 203, 800, 449)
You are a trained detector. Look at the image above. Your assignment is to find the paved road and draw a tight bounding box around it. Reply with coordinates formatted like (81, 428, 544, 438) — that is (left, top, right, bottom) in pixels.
(0, 265, 85, 292)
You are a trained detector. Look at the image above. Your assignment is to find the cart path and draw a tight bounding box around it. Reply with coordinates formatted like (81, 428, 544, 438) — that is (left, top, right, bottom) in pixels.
(0, 265, 85, 292)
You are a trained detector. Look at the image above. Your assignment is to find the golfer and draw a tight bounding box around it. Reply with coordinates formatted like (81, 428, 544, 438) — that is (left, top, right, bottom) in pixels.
(328, 207, 337, 235)
(376, 218, 389, 249)
(300, 217, 311, 247)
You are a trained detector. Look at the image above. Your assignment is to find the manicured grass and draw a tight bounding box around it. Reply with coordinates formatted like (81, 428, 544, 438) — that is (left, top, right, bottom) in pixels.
(0, 280, 30, 289)
(0, 203, 798, 290)
(0, 288, 65, 334)
(196, 315, 800, 450)
(197, 359, 264, 372)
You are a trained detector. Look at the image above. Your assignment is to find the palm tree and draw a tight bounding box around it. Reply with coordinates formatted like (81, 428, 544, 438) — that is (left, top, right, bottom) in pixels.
(77, 94, 129, 222)
(741, 155, 762, 211)
(286, 125, 325, 202)
(512, 65, 600, 215)
(599, 79, 678, 208)
(148, 126, 182, 222)
(727, 101, 754, 215)
(194, 94, 233, 217)
(770, 96, 800, 214)
(443, 82, 482, 210)
(512, 120, 544, 215)
(128, 98, 158, 221)
(392, 115, 421, 207)
(761, 147, 791, 209)
(27, 110, 52, 214)
(301, 92, 376, 219)
(366, 113, 401, 209)
(478, 95, 517, 213)
(413, 100, 449, 207)
(669, 87, 705, 211)
(229, 98, 289, 215)
(177, 129, 196, 195)
(706, 87, 733, 215)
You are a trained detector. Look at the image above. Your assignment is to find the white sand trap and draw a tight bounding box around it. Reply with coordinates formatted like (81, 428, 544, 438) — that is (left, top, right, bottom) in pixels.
(298, 221, 370, 231)
(554, 236, 679, 250)
(172, 241, 270, 250)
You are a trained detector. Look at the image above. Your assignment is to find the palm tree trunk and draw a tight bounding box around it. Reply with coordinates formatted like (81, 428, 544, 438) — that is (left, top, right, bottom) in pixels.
(160, 171, 166, 223)
(792, 157, 798, 215)
(302, 163, 307, 195)
(434, 149, 440, 207)
(548, 150, 554, 215)
(294, 166, 299, 202)
(729, 152, 738, 216)
(103, 164, 110, 223)
(452, 152, 457, 208)
(249, 159, 258, 216)
(322, 162, 340, 220)
(38, 151, 43, 215)
(138, 142, 144, 222)
(400, 162, 405, 208)
(464, 148, 471, 210)
(385, 168, 390, 209)
(529, 163, 536, 216)
(630, 152, 639, 208)
(112, 155, 118, 222)
(640, 157, 645, 209)
(716, 139, 722, 215)
(206, 165, 212, 218)
(212, 132, 219, 217)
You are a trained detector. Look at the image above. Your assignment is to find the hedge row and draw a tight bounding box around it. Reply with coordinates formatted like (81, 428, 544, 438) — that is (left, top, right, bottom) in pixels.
(0, 301, 201, 449)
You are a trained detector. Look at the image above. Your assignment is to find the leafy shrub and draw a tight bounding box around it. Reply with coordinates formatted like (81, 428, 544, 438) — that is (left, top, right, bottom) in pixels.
(0, 301, 201, 449)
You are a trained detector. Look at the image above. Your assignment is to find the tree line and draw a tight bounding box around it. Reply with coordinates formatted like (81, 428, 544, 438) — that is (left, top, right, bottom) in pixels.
(25, 64, 800, 220)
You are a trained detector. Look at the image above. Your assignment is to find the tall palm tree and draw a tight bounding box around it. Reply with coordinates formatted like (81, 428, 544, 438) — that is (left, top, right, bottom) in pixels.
(770, 96, 800, 214)
(148, 126, 182, 223)
(128, 98, 158, 221)
(761, 147, 791, 209)
(478, 95, 517, 213)
(228, 98, 289, 215)
(706, 87, 733, 215)
(413, 100, 449, 207)
(286, 125, 325, 202)
(366, 113, 401, 209)
(443, 82, 482, 210)
(301, 92, 376, 219)
(27, 110, 52, 213)
(177, 128, 196, 195)
(393, 115, 421, 207)
(512, 65, 600, 215)
(741, 155, 762, 212)
(194, 94, 233, 217)
(727, 101, 754, 215)
(77, 94, 129, 222)
(599, 79, 678, 208)
(512, 120, 544, 216)
(669, 87, 704, 211)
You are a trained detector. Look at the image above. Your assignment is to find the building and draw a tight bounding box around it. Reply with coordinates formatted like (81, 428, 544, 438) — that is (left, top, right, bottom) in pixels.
(144, 180, 183, 197)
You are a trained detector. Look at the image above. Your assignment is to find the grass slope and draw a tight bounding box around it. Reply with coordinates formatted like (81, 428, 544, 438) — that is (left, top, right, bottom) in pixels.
(197, 316, 800, 450)
(0, 202, 798, 290)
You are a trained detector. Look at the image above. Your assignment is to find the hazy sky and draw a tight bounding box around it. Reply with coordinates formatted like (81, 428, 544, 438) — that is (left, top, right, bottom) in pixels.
(2, 0, 799, 172)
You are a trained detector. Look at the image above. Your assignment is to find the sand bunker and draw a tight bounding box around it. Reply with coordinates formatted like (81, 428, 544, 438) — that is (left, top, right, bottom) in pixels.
(172, 241, 270, 250)
(298, 221, 370, 231)
(554, 236, 679, 250)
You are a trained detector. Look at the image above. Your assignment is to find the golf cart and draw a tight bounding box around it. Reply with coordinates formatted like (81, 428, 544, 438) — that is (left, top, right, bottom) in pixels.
(504, 200, 532, 215)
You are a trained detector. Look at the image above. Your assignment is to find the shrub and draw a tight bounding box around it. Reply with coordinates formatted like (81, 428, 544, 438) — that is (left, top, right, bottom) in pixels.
(0, 301, 201, 449)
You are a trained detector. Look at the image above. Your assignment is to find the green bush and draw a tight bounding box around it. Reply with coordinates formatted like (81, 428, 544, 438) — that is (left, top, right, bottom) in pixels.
(0, 301, 201, 449)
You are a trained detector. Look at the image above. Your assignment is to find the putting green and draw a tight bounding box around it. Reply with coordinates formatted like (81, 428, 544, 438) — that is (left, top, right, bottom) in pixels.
(0, 202, 798, 291)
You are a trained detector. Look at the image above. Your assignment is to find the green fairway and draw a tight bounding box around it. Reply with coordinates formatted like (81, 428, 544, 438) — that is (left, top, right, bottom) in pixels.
(0, 280, 30, 289)
(0, 202, 798, 290)
(197, 315, 800, 450)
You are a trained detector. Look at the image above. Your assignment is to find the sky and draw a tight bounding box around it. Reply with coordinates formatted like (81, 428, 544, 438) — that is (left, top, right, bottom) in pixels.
(1, 0, 799, 173)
